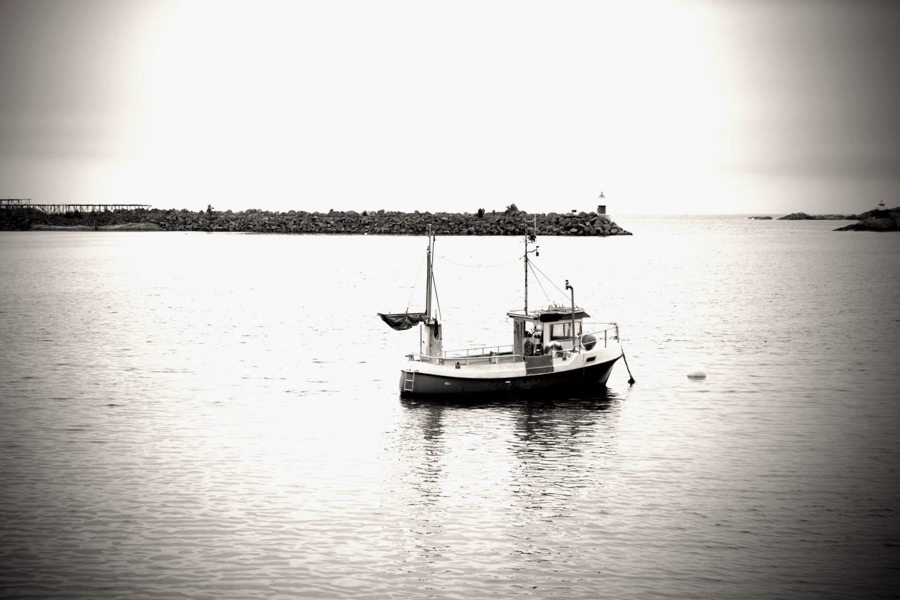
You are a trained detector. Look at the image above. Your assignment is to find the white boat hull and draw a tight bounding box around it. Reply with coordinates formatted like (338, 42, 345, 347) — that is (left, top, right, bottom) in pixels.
(400, 345, 622, 396)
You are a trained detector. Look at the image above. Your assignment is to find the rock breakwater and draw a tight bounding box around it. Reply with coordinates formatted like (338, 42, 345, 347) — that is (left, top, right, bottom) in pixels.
(2, 207, 632, 236)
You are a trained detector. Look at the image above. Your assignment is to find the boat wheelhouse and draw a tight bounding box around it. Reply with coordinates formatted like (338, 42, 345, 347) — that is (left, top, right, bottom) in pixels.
(379, 224, 631, 397)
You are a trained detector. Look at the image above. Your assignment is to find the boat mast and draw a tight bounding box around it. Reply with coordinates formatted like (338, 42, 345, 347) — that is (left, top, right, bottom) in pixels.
(421, 226, 443, 358)
(524, 217, 538, 314)
(425, 225, 434, 321)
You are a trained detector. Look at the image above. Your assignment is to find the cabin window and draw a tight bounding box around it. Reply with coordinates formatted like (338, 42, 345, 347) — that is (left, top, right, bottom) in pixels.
(550, 322, 581, 340)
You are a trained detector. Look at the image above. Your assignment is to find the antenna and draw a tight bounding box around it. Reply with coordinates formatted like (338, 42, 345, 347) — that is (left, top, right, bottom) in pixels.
(565, 279, 578, 351)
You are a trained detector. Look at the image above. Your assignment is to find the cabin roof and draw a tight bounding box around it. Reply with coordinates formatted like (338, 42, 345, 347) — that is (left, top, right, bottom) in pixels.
(507, 308, 590, 323)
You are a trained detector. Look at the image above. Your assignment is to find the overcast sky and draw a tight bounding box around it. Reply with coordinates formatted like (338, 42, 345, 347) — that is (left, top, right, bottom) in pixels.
(1, 0, 897, 215)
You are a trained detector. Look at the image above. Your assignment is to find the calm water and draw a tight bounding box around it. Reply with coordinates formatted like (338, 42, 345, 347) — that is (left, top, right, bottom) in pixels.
(1, 216, 898, 599)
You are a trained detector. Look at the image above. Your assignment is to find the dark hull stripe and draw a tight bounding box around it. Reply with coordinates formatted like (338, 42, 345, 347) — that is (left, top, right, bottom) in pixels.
(400, 356, 620, 396)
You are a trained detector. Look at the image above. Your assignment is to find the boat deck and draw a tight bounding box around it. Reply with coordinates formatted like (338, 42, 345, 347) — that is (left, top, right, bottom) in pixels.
(407, 323, 620, 367)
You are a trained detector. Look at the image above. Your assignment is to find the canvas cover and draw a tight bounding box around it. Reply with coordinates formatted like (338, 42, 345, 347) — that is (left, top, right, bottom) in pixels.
(536, 310, 590, 322)
(378, 312, 429, 331)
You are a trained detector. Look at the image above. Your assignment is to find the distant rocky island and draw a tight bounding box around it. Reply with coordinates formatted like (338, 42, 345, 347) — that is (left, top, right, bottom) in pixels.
(779, 206, 899, 231)
(833, 206, 900, 232)
(779, 212, 859, 220)
(0, 206, 633, 236)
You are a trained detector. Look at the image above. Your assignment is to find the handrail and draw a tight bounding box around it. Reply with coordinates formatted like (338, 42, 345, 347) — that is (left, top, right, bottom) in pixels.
(578, 323, 619, 350)
(406, 323, 620, 365)
(408, 352, 523, 366)
(443, 344, 514, 358)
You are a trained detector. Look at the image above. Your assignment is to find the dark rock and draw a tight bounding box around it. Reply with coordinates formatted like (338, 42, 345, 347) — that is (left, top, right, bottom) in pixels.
(779, 212, 859, 220)
(834, 207, 900, 231)
(3, 206, 634, 236)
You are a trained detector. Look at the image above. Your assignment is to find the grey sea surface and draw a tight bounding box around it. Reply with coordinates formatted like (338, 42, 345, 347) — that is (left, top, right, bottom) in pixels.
(1, 215, 898, 599)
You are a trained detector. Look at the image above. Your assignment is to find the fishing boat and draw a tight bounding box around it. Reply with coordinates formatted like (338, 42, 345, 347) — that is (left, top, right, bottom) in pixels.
(379, 223, 633, 397)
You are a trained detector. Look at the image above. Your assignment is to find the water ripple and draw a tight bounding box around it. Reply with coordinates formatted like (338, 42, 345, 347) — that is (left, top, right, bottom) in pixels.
(1, 227, 898, 598)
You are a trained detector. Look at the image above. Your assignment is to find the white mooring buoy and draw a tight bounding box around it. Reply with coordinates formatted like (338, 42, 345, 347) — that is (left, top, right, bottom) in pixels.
(687, 366, 707, 379)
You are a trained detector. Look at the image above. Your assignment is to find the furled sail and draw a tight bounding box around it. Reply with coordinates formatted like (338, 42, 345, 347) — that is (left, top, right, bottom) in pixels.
(378, 312, 429, 331)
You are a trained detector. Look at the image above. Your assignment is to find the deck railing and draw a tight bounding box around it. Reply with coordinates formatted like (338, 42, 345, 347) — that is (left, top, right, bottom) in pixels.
(580, 323, 620, 351)
(445, 344, 515, 359)
(408, 323, 620, 365)
(409, 344, 519, 366)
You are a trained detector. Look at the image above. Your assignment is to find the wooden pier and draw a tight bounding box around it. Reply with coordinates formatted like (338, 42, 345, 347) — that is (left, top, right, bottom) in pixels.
(0, 199, 150, 214)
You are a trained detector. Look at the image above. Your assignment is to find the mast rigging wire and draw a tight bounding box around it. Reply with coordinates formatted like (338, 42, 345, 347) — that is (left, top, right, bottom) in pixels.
(431, 273, 442, 322)
(404, 256, 426, 311)
(435, 254, 521, 269)
(527, 261, 553, 306)
(527, 260, 571, 304)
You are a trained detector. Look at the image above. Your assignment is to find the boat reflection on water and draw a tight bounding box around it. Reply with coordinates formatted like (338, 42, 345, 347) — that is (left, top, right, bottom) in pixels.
(399, 388, 619, 411)
(393, 389, 624, 571)
(399, 389, 621, 464)
(397, 388, 623, 487)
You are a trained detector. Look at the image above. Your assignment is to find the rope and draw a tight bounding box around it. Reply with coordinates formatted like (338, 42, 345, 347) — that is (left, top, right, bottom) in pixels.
(435, 254, 521, 269)
(432, 235, 441, 321)
(405, 255, 425, 311)
(432, 271, 442, 321)
(527, 261, 553, 305)
(621, 348, 636, 385)
(527, 260, 569, 299)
